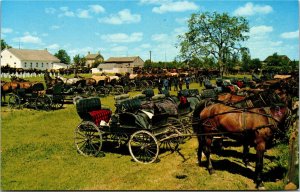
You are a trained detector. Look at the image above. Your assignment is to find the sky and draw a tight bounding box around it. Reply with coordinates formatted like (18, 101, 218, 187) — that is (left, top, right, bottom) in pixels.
(1, 0, 299, 62)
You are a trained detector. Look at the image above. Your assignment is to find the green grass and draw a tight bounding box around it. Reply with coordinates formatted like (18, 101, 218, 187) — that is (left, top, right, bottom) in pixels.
(1, 76, 294, 190)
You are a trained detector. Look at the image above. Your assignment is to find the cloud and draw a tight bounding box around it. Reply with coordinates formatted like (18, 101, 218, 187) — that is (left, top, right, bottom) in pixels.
(152, 33, 168, 42)
(2, 28, 13, 33)
(98, 9, 141, 24)
(280, 30, 299, 39)
(111, 46, 128, 52)
(77, 9, 91, 18)
(175, 17, 189, 25)
(45, 7, 56, 14)
(13, 34, 42, 44)
(249, 25, 273, 36)
(47, 43, 60, 50)
(151, 1, 199, 14)
(58, 7, 75, 17)
(89, 5, 105, 14)
(140, 44, 151, 49)
(234, 2, 273, 16)
(101, 32, 143, 43)
(50, 25, 60, 30)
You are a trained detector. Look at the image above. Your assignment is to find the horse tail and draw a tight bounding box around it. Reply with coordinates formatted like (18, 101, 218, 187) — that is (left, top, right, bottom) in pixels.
(192, 99, 213, 134)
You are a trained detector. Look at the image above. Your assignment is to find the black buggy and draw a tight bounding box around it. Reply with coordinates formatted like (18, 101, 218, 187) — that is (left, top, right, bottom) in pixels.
(74, 95, 183, 164)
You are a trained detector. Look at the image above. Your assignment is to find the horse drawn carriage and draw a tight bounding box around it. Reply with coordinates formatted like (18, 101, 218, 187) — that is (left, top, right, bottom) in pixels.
(74, 95, 184, 164)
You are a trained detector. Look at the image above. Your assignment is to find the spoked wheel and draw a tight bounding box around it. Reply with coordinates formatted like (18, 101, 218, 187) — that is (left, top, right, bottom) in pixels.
(35, 95, 52, 111)
(85, 86, 97, 97)
(52, 95, 64, 109)
(74, 121, 103, 157)
(8, 94, 21, 109)
(128, 130, 159, 164)
(96, 87, 109, 96)
(128, 82, 136, 91)
(180, 116, 193, 136)
(114, 85, 124, 95)
(167, 117, 185, 144)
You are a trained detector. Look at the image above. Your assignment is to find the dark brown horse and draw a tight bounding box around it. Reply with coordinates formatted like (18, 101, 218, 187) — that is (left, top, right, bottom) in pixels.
(192, 101, 292, 188)
(44, 71, 63, 89)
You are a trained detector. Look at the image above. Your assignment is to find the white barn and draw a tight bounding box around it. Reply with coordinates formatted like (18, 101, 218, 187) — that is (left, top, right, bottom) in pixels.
(1, 48, 62, 70)
(98, 56, 144, 73)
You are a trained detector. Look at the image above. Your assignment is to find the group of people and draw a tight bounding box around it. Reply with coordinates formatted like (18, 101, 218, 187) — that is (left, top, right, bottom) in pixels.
(158, 76, 191, 92)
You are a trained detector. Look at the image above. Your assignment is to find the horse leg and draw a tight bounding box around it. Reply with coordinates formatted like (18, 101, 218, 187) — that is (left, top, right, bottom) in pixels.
(242, 142, 250, 167)
(204, 136, 214, 174)
(197, 136, 204, 166)
(255, 143, 265, 189)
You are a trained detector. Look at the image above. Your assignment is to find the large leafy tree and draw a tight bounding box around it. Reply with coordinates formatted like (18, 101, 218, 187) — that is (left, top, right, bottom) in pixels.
(178, 12, 249, 76)
(1, 39, 12, 50)
(73, 54, 86, 77)
(54, 49, 71, 64)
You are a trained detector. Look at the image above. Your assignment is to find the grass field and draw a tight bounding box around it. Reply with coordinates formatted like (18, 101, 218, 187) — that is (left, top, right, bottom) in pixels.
(1, 75, 292, 190)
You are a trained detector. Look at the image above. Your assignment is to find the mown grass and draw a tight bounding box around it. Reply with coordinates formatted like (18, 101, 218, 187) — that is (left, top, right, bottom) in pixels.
(1, 75, 292, 190)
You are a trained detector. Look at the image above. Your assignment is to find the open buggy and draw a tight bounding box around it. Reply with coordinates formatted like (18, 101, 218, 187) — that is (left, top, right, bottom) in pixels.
(74, 95, 183, 164)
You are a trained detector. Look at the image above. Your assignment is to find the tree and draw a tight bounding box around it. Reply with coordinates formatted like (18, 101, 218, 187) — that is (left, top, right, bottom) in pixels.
(73, 54, 86, 77)
(249, 58, 262, 70)
(1, 39, 12, 50)
(54, 49, 71, 64)
(178, 12, 249, 77)
(241, 48, 251, 71)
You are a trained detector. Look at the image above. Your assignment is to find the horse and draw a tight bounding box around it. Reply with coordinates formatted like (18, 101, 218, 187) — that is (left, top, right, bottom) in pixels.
(1, 81, 20, 102)
(192, 101, 292, 189)
(44, 72, 63, 89)
(56, 76, 85, 87)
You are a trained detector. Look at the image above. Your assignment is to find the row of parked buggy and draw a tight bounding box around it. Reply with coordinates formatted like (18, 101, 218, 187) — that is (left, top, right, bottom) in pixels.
(74, 88, 203, 163)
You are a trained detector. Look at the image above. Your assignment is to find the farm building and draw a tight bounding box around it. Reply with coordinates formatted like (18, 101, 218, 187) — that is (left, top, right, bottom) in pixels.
(85, 51, 104, 68)
(98, 56, 144, 73)
(0, 48, 64, 70)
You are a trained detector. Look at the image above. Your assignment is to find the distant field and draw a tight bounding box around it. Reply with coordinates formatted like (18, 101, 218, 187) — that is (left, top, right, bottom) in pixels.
(1, 76, 291, 190)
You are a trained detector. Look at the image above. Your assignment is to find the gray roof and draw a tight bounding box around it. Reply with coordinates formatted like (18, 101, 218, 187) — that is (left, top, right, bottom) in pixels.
(86, 53, 104, 60)
(105, 56, 140, 63)
(7, 48, 60, 62)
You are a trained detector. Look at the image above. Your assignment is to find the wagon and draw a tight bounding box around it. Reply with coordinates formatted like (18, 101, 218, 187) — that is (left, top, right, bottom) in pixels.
(8, 83, 52, 110)
(74, 95, 182, 164)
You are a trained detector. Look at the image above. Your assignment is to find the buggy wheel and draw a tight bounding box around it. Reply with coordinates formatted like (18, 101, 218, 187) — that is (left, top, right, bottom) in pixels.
(52, 96, 64, 109)
(115, 86, 124, 95)
(86, 86, 97, 97)
(128, 82, 136, 91)
(128, 130, 159, 164)
(8, 94, 20, 109)
(35, 95, 52, 111)
(75, 121, 103, 157)
(180, 116, 193, 136)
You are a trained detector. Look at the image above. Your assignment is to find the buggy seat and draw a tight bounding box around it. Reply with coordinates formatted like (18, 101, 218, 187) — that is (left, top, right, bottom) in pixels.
(76, 97, 112, 126)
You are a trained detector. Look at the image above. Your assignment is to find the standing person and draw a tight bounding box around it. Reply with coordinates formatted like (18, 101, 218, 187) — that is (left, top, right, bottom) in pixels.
(173, 77, 178, 91)
(199, 75, 203, 87)
(168, 77, 172, 91)
(163, 78, 169, 91)
(185, 76, 190, 89)
(178, 77, 183, 91)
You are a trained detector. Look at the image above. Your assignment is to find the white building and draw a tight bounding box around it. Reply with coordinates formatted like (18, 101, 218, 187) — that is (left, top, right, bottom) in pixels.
(0, 48, 62, 70)
(98, 56, 144, 73)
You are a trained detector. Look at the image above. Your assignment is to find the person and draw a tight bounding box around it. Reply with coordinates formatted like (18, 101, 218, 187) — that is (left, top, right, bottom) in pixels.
(199, 75, 203, 87)
(185, 76, 190, 89)
(163, 78, 169, 91)
(173, 77, 178, 91)
(178, 77, 183, 91)
(168, 77, 172, 91)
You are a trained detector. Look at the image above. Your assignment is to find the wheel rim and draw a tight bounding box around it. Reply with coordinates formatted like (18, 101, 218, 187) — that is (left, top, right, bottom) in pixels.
(75, 121, 102, 157)
(35, 96, 44, 110)
(8, 95, 20, 109)
(129, 130, 159, 164)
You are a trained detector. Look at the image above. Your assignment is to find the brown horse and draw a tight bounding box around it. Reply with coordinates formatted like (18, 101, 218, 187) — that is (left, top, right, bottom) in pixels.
(1, 81, 20, 102)
(192, 101, 292, 188)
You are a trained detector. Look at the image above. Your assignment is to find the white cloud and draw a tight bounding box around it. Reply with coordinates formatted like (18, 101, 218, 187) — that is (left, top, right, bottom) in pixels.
(152, 1, 198, 14)
(101, 32, 143, 43)
(249, 25, 273, 36)
(98, 9, 141, 24)
(111, 46, 128, 52)
(13, 34, 42, 44)
(58, 7, 75, 17)
(152, 33, 168, 42)
(234, 2, 273, 16)
(45, 7, 56, 14)
(47, 43, 60, 50)
(140, 44, 151, 49)
(280, 30, 299, 39)
(77, 9, 91, 18)
(50, 25, 60, 30)
(89, 5, 105, 14)
(2, 28, 13, 34)
(68, 47, 93, 58)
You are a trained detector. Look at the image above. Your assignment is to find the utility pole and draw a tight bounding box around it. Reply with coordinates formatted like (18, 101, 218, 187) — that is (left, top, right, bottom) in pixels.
(149, 50, 152, 64)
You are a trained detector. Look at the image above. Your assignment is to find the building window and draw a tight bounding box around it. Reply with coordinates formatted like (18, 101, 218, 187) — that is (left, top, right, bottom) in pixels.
(24, 63, 27, 68)
(30, 63, 32, 68)
(41, 63, 44, 67)
(36, 63, 38, 67)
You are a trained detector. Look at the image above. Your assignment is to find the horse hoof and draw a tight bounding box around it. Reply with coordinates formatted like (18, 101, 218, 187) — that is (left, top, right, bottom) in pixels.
(208, 169, 215, 175)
